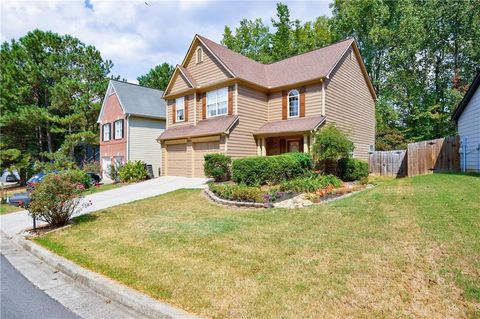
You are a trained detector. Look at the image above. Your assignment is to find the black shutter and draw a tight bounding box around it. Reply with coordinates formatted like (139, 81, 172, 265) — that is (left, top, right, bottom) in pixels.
(108, 123, 111, 140)
(121, 119, 124, 138)
(113, 122, 116, 140)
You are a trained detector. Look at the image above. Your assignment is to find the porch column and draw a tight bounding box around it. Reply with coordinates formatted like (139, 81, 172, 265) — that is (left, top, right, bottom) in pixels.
(303, 134, 309, 153)
(261, 138, 266, 156)
(256, 138, 261, 156)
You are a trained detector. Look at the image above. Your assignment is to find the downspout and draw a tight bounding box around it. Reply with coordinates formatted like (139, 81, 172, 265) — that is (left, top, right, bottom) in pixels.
(321, 78, 325, 116)
(126, 114, 130, 162)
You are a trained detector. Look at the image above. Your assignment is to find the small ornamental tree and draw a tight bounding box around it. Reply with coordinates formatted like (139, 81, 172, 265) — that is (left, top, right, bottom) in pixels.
(311, 123, 354, 174)
(28, 172, 91, 227)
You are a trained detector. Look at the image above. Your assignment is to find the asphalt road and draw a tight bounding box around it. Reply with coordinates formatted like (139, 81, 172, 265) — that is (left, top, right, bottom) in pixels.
(0, 254, 81, 319)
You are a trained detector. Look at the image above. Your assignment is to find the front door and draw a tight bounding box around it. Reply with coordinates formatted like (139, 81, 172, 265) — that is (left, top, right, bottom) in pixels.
(287, 139, 301, 152)
(102, 157, 111, 179)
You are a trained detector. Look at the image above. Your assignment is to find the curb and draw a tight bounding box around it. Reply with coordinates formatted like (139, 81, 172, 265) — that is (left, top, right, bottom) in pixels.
(204, 188, 270, 208)
(11, 235, 199, 319)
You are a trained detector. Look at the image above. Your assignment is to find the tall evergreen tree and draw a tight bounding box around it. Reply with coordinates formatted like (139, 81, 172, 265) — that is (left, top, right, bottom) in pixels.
(137, 63, 175, 91)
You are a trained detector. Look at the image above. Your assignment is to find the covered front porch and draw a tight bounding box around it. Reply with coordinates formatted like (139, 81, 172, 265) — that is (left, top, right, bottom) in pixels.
(256, 134, 312, 156)
(254, 115, 326, 156)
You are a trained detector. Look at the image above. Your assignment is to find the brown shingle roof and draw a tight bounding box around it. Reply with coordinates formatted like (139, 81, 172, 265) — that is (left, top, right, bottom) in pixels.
(197, 35, 354, 89)
(158, 115, 239, 140)
(254, 116, 326, 136)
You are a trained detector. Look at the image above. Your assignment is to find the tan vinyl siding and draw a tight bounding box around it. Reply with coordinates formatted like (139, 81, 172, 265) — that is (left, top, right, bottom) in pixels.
(166, 95, 194, 127)
(458, 87, 480, 172)
(186, 44, 231, 87)
(228, 85, 268, 158)
(128, 116, 166, 177)
(324, 48, 375, 161)
(267, 83, 323, 121)
(170, 73, 191, 95)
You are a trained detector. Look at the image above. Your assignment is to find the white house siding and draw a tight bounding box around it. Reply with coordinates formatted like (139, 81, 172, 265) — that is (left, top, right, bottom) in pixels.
(458, 87, 480, 172)
(128, 116, 166, 177)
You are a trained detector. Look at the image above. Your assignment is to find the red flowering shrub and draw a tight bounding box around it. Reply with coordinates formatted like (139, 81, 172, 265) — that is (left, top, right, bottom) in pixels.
(29, 172, 91, 227)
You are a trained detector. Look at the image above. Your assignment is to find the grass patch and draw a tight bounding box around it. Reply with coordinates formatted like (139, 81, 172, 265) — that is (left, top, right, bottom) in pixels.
(35, 174, 480, 318)
(0, 203, 23, 214)
(83, 183, 124, 195)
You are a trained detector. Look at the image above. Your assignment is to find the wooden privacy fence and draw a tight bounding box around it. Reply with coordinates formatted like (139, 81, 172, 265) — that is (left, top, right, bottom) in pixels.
(369, 150, 407, 177)
(369, 136, 460, 177)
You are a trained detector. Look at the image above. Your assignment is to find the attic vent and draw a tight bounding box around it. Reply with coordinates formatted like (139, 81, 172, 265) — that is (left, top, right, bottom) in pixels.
(196, 47, 203, 64)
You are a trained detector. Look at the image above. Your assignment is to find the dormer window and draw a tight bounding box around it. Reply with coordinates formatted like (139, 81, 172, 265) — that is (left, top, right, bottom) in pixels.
(176, 97, 185, 122)
(196, 47, 203, 64)
(288, 89, 299, 118)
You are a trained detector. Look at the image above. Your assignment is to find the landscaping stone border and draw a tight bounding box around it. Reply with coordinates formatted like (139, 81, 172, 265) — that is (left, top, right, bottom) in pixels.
(12, 234, 199, 319)
(204, 188, 270, 208)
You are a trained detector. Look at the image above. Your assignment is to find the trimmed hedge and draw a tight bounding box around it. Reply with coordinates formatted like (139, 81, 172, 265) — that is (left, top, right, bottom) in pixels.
(279, 175, 343, 193)
(204, 153, 231, 181)
(337, 158, 369, 182)
(208, 183, 264, 202)
(232, 153, 313, 186)
(118, 161, 148, 183)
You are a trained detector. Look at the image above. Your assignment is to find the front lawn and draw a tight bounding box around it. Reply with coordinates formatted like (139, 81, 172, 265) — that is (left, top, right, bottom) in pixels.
(35, 173, 480, 318)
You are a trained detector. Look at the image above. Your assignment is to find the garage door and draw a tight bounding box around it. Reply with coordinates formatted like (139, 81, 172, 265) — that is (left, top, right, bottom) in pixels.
(166, 143, 187, 176)
(193, 141, 220, 177)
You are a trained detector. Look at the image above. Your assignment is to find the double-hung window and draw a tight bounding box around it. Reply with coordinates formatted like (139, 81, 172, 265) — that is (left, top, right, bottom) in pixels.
(176, 97, 185, 122)
(206, 87, 227, 117)
(102, 123, 111, 141)
(114, 119, 123, 139)
(288, 89, 299, 118)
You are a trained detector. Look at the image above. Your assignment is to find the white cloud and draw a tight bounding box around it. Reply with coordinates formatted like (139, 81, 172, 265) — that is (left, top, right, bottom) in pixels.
(1, 0, 332, 80)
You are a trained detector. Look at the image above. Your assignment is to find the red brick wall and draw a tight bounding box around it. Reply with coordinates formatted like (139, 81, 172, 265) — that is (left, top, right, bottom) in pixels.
(99, 93, 127, 175)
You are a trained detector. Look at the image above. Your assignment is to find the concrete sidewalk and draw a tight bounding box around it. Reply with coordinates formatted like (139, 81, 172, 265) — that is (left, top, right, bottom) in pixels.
(0, 176, 208, 237)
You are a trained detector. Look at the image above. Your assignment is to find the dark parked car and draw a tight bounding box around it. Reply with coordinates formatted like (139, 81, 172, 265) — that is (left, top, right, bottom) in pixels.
(26, 172, 48, 192)
(87, 172, 101, 185)
(7, 192, 31, 208)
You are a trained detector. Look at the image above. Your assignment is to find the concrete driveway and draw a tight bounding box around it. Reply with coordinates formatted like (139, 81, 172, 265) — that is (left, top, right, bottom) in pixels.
(0, 176, 208, 237)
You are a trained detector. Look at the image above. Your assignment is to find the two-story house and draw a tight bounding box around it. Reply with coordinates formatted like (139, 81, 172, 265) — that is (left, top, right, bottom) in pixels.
(98, 80, 166, 179)
(158, 35, 376, 177)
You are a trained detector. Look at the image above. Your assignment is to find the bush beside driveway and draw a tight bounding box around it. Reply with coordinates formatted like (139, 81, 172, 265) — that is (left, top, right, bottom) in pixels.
(35, 174, 480, 318)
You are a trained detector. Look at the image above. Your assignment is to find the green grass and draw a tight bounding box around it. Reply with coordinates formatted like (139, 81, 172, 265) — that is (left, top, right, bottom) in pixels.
(35, 174, 480, 318)
(0, 203, 23, 214)
(83, 183, 124, 195)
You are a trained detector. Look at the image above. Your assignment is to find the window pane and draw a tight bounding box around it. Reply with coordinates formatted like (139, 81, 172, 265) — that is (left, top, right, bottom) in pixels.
(289, 97, 299, 117)
(207, 91, 216, 104)
(177, 109, 184, 120)
(217, 101, 227, 115)
(208, 104, 216, 117)
(217, 88, 227, 102)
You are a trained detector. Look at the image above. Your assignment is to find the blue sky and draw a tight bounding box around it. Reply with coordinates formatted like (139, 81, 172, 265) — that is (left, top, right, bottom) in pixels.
(1, 1, 332, 82)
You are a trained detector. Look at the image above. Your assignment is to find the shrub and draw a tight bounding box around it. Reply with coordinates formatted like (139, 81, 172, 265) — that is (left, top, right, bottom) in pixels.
(204, 153, 231, 182)
(232, 153, 313, 186)
(82, 161, 101, 175)
(338, 158, 369, 182)
(29, 172, 90, 227)
(209, 183, 264, 202)
(118, 161, 148, 183)
(108, 164, 120, 182)
(62, 169, 92, 189)
(279, 175, 342, 193)
(311, 124, 354, 174)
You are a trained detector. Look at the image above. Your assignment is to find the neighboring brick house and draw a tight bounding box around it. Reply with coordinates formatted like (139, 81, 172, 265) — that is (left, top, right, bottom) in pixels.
(452, 72, 480, 172)
(158, 35, 376, 177)
(98, 80, 166, 179)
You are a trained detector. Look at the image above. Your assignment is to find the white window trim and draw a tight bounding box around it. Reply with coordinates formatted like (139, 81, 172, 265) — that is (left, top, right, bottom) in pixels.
(103, 123, 111, 141)
(176, 97, 185, 122)
(114, 119, 123, 140)
(288, 89, 300, 118)
(196, 47, 203, 64)
(206, 87, 228, 118)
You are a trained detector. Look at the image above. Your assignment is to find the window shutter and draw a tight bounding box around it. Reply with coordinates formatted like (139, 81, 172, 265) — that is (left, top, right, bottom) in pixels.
(113, 122, 116, 140)
(299, 86, 306, 117)
(228, 85, 234, 115)
(172, 102, 176, 124)
(101, 124, 104, 142)
(184, 96, 189, 122)
(282, 90, 287, 120)
(202, 93, 206, 119)
(121, 119, 124, 138)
